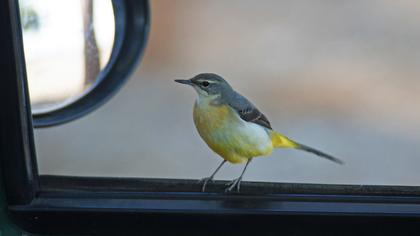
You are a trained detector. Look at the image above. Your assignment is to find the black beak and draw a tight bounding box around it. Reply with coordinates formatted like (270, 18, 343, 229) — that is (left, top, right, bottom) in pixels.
(174, 79, 193, 85)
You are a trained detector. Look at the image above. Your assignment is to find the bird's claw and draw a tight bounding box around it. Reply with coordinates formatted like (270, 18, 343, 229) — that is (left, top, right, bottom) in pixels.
(199, 177, 214, 192)
(224, 178, 242, 193)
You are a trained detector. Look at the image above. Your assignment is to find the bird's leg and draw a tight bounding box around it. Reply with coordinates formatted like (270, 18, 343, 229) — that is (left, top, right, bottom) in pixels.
(225, 158, 253, 193)
(199, 160, 226, 192)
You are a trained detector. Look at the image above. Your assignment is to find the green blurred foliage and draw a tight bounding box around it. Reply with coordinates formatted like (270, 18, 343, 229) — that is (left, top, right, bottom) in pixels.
(0, 171, 23, 235)
(19, 4, 39, 31)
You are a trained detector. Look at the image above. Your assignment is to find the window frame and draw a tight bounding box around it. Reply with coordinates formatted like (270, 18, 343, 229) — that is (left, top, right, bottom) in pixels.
(2, 0, 420, 234)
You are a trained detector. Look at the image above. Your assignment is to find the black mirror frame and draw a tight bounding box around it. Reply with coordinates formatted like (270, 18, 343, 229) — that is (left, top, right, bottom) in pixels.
(31, 0, 149, 127)
(2, 0, 420, 234)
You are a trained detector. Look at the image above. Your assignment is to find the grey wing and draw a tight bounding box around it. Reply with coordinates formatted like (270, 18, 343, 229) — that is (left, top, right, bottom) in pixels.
(226, 91, 272, 130)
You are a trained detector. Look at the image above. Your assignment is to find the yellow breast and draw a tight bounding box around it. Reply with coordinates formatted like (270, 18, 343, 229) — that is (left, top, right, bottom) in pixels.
(193, 99, 273, 163)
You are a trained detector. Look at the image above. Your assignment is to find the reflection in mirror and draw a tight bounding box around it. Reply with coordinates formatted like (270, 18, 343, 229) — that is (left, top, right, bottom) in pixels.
(19, 0, 115, 113)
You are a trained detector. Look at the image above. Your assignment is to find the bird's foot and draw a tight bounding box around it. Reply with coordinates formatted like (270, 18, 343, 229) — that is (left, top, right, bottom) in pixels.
(198, 177, 214, 192)
(225, 177, 242, 193)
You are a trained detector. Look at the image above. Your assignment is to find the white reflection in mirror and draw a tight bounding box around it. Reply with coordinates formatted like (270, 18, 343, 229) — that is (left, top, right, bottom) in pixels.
(19, 0, 115, 113)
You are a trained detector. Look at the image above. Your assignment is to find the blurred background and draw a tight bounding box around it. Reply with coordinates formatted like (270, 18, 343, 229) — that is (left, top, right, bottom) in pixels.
(24, 0, 420, 185)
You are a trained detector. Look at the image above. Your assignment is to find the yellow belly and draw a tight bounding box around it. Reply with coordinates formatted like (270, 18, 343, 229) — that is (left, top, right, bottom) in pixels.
(193, 101, 273, 163)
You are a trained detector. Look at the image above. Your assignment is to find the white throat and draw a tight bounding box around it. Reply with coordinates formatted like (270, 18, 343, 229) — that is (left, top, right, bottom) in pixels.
(194, 89, 220, 106)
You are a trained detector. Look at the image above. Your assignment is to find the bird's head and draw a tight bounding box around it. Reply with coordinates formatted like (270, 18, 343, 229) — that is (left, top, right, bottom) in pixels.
(175, 73, 232, 98)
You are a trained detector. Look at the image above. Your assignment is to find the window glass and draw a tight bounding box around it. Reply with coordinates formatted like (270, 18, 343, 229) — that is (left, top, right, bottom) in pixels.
(20, 0, 115, 113)
(34, 0, 420, 186)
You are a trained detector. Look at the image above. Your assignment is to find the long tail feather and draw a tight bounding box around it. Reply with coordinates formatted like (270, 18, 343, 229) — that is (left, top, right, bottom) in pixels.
(295, 143, 344, 165)
(270, 131, 344, 165)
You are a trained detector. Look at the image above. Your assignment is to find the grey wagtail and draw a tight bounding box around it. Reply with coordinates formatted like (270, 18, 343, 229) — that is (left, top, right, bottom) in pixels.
(175, 73, 343, 192)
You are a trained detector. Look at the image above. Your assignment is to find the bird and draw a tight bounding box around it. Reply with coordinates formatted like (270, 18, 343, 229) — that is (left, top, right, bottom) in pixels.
(175, 73, 343, 193)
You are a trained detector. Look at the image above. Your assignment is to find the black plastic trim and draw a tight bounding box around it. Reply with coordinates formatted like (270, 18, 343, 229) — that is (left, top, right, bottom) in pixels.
(0, 0, 39, 205)
(8, 175, 420, 233)
(39, 175, 420, 198)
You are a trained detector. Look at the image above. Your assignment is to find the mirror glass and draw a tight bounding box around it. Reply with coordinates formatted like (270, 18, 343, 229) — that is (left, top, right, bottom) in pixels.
(19, 0, 115, 113)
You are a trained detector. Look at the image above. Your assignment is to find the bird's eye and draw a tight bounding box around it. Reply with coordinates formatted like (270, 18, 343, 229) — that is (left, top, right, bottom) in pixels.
(201, 81, 210, 87)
